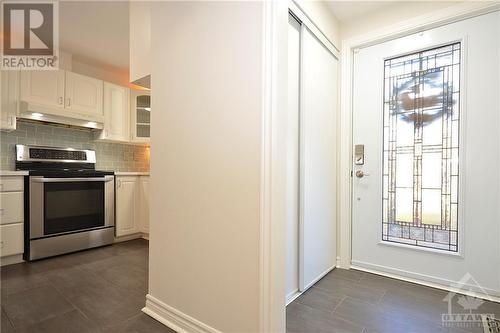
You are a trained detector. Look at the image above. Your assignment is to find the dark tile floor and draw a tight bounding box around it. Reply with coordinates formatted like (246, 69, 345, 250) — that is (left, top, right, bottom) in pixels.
(3, 242, 499, 333)
(1, 239, 175, 333)
(287, 268, 500, 333)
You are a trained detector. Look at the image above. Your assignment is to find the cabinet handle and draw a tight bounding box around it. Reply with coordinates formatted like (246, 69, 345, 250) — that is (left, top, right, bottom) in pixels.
(66, 98, 71, 107)
(58, 97, 63, 105)
(0, 241, 4, 248)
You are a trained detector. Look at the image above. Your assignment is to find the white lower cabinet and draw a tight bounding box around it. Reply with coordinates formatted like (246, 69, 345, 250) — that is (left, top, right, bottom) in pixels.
(139, 176, 150, 233)
(115, 175, 149, 238)
(116, 176, 140, 237)
(0, 192, 24, 224)
(1, 223, 24, 257)
(0, 176, 24, 261)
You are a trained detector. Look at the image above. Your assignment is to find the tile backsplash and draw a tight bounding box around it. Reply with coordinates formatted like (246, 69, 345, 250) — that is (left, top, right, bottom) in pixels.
(0, 120, 150, 172)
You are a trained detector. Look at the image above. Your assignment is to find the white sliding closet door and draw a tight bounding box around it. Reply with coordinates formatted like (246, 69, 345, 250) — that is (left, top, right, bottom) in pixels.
(286, 15, 300, 299)
(299, 26, 338, 291)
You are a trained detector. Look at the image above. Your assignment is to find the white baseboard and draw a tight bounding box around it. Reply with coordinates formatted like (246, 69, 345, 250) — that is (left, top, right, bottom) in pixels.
(142, 294, 221, 333)
(113, 233, 143, 243)
(351, 261, 500, 302)
(286, 265, 337, 305)
(0, 254, 24, 266)
(286, 290, 301, 306)
(302, 265, 335, 291)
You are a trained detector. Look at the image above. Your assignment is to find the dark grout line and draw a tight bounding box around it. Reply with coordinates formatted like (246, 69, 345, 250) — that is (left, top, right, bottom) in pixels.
(377, 289, 387, 304)
(331, 295, 346, 314)
(1, 306, 16, 330)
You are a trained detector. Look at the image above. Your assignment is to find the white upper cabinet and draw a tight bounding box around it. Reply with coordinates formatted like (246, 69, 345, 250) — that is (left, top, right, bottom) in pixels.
(130, 89, 150, 143)
(129, 1, 151, 87)
(17, 68, 143, 144)
(20, 70, 104, 123)
(1, 71, 19, 131)
(97, 82, 130, 142)
(64, 71, 103, 119)
(20, 70, 65, 109)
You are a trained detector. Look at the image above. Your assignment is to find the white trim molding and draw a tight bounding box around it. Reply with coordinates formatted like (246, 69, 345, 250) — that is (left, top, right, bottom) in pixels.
(286, 290, 302, 306)
(338, 1, 500, 269)
(351, 262, 500, 302)
(260, 0, 288, 332)
(142, 294, 221, 333)
(302, 265, 335, 291)
(289, 0, 340, 59)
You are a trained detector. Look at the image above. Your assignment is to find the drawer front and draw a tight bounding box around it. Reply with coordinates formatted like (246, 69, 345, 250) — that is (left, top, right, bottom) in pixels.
(0, 223, 24, 257)
(0, 192, 24, 225)
(0, 177, 24, 192)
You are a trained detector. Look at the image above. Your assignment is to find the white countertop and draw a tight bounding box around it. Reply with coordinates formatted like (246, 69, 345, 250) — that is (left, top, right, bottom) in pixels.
(0, 170, 29, 176)
(114, 172, 150, 176)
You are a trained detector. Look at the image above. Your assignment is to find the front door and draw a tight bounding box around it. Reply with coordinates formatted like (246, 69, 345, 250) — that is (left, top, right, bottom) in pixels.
(351, 11, 499, 295)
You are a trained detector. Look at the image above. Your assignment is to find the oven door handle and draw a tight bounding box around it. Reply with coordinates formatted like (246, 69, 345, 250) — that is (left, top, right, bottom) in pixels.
(32, 177, 114, 183)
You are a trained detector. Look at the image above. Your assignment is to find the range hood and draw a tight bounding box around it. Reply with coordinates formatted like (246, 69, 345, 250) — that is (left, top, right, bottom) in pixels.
(19, 101, 104, 130)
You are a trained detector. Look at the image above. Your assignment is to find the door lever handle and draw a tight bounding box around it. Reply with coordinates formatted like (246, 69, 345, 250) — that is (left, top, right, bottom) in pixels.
(355, 170, 369, 178)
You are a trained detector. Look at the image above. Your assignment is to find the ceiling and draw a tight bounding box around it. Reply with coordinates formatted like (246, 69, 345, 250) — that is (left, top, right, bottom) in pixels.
(325, 1, 393, 22)
(59, 1, 129, 71)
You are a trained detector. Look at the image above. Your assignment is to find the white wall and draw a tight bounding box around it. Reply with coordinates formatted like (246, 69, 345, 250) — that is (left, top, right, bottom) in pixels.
(71, 59, 130, 87)
(148, 2, 266, 332)
(340, 1, 460, 40)
(296, 0, 341, 48)
(60, 51, 145, 90)
(129, 1, 151, 83)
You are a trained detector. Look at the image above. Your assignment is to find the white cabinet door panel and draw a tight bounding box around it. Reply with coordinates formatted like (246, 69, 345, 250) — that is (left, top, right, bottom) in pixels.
(0, 192, 23, 225)
(20, 70, 65, 108)
(116, 177, 139, 236)
(0, 177, 23, 192)
(99, 82, 130, 141)
(1, 71, 19, 131)
(140, 176, 150, 233)
(65, 72, 103, 118)
(0, 223, 24, 257)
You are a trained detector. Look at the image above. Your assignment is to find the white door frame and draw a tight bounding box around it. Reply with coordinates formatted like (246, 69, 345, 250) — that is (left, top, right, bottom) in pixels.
(338, 1, 500, 270)
(260, 1, 341, 331)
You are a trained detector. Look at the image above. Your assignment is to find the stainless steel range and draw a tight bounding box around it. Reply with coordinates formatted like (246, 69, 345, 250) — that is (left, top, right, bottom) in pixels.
(16, 145, 115, 261)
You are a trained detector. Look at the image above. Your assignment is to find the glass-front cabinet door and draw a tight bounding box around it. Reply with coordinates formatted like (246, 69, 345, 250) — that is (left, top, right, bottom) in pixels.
(131, 89, 151, 143)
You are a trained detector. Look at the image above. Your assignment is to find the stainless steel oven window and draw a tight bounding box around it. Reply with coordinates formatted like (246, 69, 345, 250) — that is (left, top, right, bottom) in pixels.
(29, 176, 114, 239)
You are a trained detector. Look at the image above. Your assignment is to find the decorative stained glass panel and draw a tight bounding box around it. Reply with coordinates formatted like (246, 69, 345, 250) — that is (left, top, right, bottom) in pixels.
(382, 43, 460, 252)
